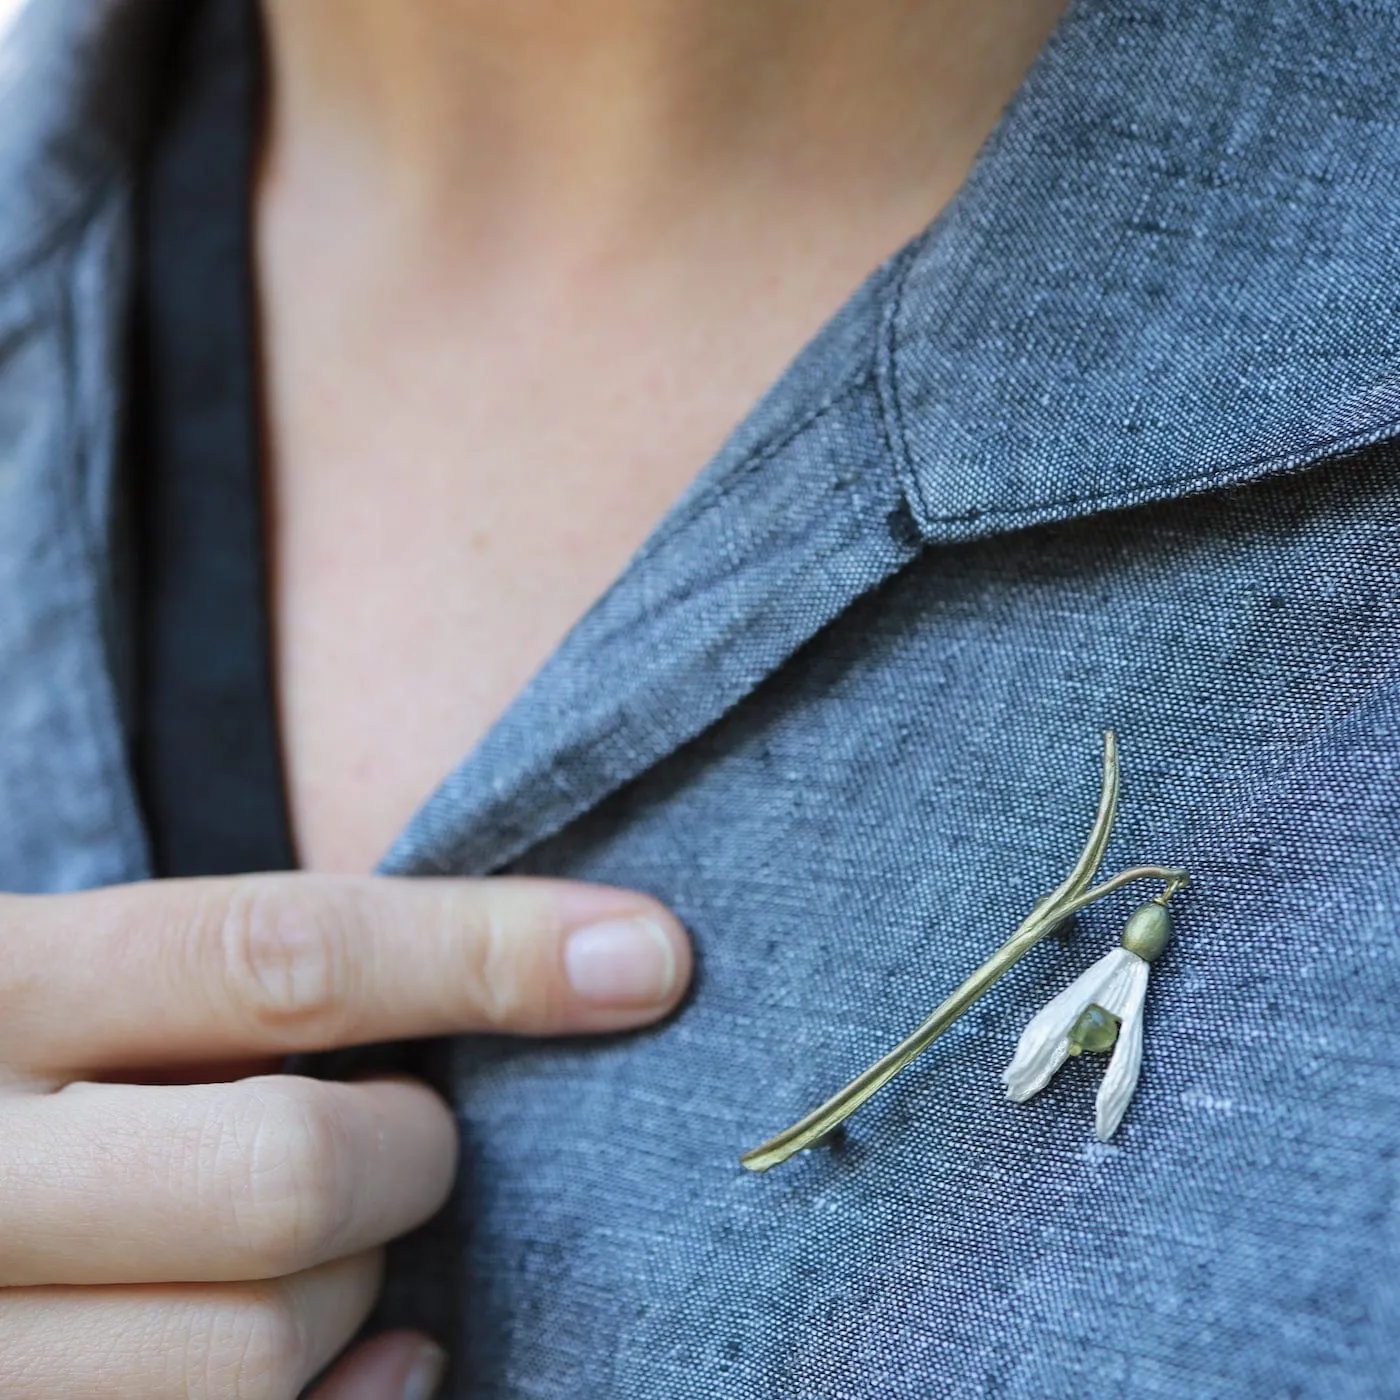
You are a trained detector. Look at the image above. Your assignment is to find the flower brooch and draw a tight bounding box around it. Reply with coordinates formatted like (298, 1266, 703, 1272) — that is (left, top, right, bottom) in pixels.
(741, 731, 1187, 1172)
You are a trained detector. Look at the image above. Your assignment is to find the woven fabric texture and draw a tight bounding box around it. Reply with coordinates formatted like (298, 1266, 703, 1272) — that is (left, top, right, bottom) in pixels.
(1, 1, 1398, 1395)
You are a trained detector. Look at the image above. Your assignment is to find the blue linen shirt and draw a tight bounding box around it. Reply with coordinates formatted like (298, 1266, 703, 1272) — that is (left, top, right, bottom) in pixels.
(1, 2, 1398, 1396)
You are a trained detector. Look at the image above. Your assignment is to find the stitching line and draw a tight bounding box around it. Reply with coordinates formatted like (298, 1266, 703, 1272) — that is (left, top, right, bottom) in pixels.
(916, 414, 1400, 529)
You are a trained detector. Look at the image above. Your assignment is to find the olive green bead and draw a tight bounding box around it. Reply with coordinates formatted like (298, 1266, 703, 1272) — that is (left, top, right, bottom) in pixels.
(1067, 1004, 1120, 1056)
(1120, 901, 1171, 961)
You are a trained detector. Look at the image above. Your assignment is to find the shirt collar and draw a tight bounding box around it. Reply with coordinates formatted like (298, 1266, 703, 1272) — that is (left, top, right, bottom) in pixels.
(385, 0, 1400, 874)
(886, 0, 1400, 544)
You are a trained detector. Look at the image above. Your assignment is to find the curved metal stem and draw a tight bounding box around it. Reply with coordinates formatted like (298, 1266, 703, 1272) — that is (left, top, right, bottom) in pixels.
(739, 731, 1187, 1173)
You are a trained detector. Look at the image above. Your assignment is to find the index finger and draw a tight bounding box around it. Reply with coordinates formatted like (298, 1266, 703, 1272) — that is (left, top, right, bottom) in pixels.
(0, 874, 691, 1077)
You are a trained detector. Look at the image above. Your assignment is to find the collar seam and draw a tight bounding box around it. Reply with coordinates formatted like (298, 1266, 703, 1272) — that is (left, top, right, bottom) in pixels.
(876, 231, 934, 532)
(623, 368, 881, 575)
(904, 413, 1400, 537)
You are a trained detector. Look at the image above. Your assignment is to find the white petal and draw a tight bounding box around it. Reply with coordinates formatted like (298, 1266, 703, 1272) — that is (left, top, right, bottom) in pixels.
(1087, 948, 1150, 1021)
(1095, 953, 1151, 1140)
(1002, 947, 1141, 1103)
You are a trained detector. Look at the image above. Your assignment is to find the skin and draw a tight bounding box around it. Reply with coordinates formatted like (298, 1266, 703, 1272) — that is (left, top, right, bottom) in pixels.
(257, 0, 1067, 874)
(3, 2, 1066, 1394)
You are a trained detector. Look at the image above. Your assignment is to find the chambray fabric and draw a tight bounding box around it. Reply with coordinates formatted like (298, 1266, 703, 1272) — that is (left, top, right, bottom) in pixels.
(1, 2, 1399, 1399)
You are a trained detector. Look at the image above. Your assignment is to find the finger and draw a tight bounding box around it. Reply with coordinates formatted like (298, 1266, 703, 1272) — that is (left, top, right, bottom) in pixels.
(0, 1248, 382, 1400)
(0, 1075, 456, 1287)
(306, 1331, 448, 1400)
(0, 874, 692, 1075)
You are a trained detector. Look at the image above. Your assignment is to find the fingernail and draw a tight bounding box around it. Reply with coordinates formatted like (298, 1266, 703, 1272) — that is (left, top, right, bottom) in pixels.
(402, 1341, 448, 1400)
(564, 917, 678, 1006)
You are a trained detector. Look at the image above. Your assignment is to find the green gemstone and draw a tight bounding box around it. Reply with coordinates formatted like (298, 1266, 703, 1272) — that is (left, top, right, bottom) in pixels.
(1067, 1003, 1120, 1056)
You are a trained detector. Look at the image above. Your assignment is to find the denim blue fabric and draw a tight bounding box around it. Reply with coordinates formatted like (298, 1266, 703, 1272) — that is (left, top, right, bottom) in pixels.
(2, 2, 1399, 1398)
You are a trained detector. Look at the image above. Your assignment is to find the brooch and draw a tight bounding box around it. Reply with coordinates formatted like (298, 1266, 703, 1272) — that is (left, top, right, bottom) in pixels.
(741, 731, 1188, 1172)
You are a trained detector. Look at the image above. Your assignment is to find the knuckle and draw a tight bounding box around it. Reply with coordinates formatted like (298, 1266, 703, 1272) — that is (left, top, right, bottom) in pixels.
(214, 1081, 357, 1277)
(219, 880, 360, 1040)
(203, 1285, 307, 1400)
(462, 902, 528, 1028)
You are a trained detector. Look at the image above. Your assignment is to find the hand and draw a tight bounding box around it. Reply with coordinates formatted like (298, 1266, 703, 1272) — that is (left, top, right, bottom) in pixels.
(0, 873, 691, 1398)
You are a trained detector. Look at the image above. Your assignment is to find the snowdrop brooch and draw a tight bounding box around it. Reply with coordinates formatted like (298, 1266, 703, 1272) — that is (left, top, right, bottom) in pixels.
(741, 731, 1188, 1172)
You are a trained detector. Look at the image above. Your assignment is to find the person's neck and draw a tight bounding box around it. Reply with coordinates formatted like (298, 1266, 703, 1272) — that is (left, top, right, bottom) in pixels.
(257, 0, 1066, 266)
